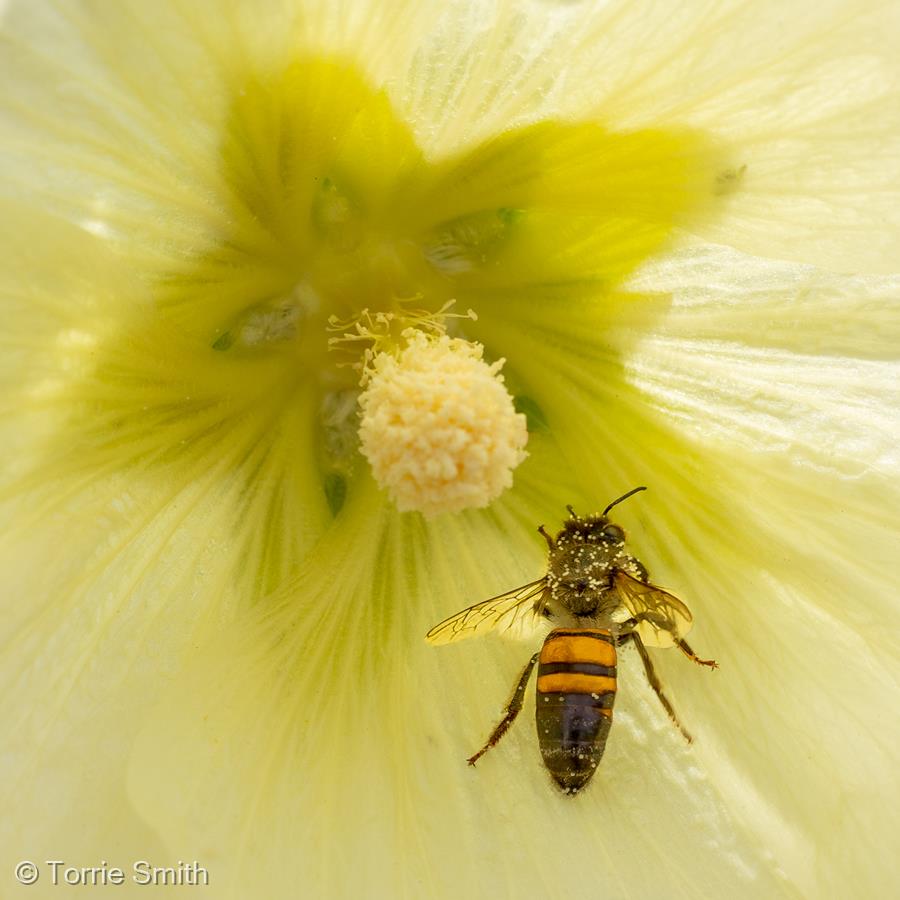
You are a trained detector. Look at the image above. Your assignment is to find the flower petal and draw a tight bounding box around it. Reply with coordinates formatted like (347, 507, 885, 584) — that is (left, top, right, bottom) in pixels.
(0, 207, 332, 871)
(470, 242, 900, 896)
(542, 1, 900, 273)
(414, 121, 723, 290)
(129, 473, 793, 899)
(392, 1, 900, 273)
(2, 3, 897, 898)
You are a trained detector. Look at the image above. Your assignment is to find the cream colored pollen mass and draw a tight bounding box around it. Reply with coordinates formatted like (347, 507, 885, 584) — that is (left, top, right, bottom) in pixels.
(358, 330, 528, 516)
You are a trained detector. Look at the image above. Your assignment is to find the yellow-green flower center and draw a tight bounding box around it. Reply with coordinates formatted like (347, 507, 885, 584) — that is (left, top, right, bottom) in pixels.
(69, 54, 721, 521)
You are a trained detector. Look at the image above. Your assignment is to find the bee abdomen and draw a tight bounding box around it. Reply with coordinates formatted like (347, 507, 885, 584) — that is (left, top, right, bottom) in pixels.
(535, 629, 617, 794)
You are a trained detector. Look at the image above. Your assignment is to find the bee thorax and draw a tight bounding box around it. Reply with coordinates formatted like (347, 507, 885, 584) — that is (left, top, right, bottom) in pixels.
(547, 543, 618, 615)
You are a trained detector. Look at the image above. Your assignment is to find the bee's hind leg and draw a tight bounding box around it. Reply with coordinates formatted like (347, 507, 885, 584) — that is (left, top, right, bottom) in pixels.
(676, 637, 718, 669)
(467, 652, 539, 767)
(618, 631, 692, 744)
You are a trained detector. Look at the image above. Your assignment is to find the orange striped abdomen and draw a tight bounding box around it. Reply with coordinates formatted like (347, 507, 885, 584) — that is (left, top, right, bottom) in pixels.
(534, 628, 617, 794)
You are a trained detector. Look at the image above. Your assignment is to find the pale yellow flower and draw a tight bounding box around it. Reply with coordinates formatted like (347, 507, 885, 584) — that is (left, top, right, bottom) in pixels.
(1, 2, 899, 899)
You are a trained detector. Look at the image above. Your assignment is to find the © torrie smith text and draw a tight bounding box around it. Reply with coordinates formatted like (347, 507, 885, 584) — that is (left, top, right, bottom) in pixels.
(41, 859, 209, 886)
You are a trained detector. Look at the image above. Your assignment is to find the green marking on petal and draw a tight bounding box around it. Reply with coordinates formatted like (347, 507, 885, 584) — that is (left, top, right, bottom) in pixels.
(210, 293, 309, 353)
(514, 395, 550, 434)
(312, 177, 364, 252)
(323, 472, 347, 517)
(423, 207, 522, 274)
(211, 331, 233, 352)
(714, 163, 748, 197)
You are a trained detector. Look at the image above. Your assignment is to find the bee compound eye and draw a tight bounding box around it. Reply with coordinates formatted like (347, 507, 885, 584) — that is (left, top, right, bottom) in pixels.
(603, 525, 625, 542)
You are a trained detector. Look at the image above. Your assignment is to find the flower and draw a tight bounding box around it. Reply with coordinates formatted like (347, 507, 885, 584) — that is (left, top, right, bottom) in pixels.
(1, 2, 899, 899)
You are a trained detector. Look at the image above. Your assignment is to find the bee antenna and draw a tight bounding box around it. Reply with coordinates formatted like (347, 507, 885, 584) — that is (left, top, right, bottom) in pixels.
(566, 504, 577, 518)
(602, 486, 647, 517)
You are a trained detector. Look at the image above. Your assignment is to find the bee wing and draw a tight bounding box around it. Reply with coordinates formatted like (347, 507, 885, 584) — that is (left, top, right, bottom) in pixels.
(613, 570, 693, 648)
(425, 578, 549, 646)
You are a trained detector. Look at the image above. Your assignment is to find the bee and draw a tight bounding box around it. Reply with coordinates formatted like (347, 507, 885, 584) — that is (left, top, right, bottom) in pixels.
(425, 487, 717, 794)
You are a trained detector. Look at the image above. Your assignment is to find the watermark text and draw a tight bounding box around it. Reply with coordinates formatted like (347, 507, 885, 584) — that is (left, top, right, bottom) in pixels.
(14, 860, 209, 887)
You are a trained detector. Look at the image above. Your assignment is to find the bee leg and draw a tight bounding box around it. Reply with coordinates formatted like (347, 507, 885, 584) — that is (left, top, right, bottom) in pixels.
(467, 652, 539, 767)
(676, 638, 718, 669)
(537, 524, 555, 550)
(618, 631, 692, 744)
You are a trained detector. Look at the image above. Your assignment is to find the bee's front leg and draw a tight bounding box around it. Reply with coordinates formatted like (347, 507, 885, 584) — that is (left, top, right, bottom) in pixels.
(537, 524, 555, 550)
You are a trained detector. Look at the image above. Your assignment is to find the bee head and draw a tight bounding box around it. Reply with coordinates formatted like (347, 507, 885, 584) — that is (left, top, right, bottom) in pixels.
(557, 514, 624, 547)
(557, 487, 646, 547)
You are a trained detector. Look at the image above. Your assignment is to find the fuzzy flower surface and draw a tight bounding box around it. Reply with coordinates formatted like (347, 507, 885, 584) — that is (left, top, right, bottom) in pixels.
(358, 328, 527, 515)
(1, 2, 899, 899)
